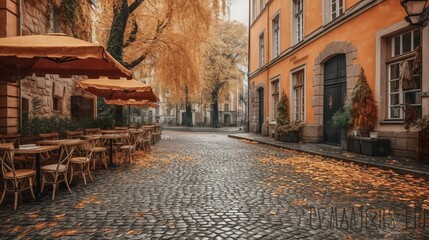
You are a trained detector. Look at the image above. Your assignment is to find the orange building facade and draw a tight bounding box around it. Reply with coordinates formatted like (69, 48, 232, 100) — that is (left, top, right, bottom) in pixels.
(248, 0, 428, 159)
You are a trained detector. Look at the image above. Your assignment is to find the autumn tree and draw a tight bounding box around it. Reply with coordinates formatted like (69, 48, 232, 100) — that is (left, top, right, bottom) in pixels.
(201, 20, 248, 128)
(94, 0, 228, 124)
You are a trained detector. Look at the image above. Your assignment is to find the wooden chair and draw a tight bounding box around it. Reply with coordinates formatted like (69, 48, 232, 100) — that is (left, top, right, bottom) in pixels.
(0, 145, 36, 210)
(152, 125, 162, 143)
(39, 133, 59, 140)
(90, 137, 108, 170)
(69, 140, 94, 185)
(85, 128, 101, 135)
(119, 131, 142, 164)
(41, 144, 75, 200)
(66, 130, 83, 139)
(141, 128, 153, 153)
(0, 133, 21, 147)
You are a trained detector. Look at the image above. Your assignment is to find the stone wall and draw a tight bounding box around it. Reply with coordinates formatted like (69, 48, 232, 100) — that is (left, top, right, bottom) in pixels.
(21, 75, 85, 118)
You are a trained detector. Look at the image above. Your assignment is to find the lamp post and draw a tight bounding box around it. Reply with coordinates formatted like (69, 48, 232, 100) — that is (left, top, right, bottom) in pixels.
(401, 0, 429, 26)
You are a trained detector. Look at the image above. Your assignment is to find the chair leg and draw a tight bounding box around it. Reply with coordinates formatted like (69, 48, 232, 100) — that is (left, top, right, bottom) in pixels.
(52, 183, 57, 201)
(69, 166, 74, 184)
(0, 190, 6, 205)
(81, 165, 87, 185)
(14, 192, 19, 210)
(29, 177, 35, 200)
(64, 172, 73, 194)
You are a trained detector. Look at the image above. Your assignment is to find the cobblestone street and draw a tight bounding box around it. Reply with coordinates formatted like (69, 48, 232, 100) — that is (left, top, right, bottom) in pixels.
(1, 130, 429, 239)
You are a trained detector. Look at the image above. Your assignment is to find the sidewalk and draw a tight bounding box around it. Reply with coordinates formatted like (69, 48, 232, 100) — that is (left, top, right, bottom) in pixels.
(228, 132, 429, 178)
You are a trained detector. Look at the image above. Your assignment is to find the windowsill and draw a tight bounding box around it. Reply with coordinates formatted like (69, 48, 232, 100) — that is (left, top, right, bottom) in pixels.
(379, 119, 404, 124)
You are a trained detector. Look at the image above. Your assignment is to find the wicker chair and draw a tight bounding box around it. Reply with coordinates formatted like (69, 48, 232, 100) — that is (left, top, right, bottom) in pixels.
(40, 144, 75, 200)
(69, 140, 94, 185)
(0, 145, 36, 210)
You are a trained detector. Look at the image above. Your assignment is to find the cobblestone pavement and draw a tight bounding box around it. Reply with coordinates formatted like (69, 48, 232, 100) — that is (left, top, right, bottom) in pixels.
(0, 130, 429, 239)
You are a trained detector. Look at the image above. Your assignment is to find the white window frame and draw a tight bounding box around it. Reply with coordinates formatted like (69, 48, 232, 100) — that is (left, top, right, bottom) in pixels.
(292, 0, 304, 45)
(387, 29, 422, 120)
(259, 32, 265, 68)
(291, 67, 306, 122)
(331, 0, 344, 21)
(270, 78, 280, 123)
(259, 0, 265, 13)
(323, 0, 345, 24)
(272, 13, 280, 59)
(252, 0, 257, 21)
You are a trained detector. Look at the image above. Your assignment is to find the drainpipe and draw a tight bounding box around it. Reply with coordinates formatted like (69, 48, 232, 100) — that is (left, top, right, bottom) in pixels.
(246, 0, 251, 132)
(18, 0, 23, 134)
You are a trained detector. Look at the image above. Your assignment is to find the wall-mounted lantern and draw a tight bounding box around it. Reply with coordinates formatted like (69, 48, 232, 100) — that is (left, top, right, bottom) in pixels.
(401, 0, 429, 26)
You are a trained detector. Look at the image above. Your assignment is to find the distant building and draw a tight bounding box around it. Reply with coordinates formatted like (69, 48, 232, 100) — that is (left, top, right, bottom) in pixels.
(248, 0, 428, 159)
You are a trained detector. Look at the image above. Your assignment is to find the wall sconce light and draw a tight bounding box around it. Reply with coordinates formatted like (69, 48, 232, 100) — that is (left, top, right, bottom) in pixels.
(401, 0, 429, 26)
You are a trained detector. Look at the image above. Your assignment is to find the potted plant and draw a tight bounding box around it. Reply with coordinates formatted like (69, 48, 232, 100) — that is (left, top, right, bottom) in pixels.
(351, 68, 377, 137)
(414, 114, 429, 162)
(332, 100, 352, 149)
(274, 92, 304, 142)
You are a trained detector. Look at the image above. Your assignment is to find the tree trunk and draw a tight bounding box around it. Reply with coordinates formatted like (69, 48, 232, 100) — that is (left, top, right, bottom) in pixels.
(211, 99, 219, 128)
(185, 104, 193, 127)
(107, 0, 129, 63)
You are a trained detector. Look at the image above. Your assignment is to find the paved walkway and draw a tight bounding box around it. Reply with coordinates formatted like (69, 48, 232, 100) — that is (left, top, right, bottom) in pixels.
(0, 130, 428, 239)
(228, 132, 429, 178)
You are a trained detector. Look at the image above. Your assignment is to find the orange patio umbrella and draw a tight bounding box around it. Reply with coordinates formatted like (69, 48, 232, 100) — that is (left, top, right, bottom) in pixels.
(77, 78, 159, 102)
(104, 99, 158, 108)
(0, 33, 131, 81)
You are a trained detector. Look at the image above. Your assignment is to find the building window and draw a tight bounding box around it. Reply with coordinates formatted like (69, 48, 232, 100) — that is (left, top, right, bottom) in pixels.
(224, 104, 229, 112)
(52, 82, 64, 112)
(292, 69, 305, 121)
(259, 0, 265, 13)
(272, 13, 280, 58)
(330, 0, 344, 21)
(259, 32, 265, 67)
(252, 0, 257, 21)
(387, 29, 422, 120)
(271, 79, 280, 121)
(293, 0, 304, 44)
(49, 6, 61, 33)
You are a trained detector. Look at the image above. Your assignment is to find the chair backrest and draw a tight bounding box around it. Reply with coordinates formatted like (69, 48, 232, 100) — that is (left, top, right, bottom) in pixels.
(66, 130, 83, 139)
(115, 126, 128, 130)
(82, 139, 96, 159)
(129, 130, 144, 146)
(0, 145, 16, 178)
(40, 133, 59, 140)
(55, 144, 76, 171)
(85, 128, 101, 135)
(0, 134, 21, 147)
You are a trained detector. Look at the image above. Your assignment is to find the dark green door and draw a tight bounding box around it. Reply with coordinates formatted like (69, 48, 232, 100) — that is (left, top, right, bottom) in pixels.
(323, 55, 346, 145)
(258, 88, 264, 133)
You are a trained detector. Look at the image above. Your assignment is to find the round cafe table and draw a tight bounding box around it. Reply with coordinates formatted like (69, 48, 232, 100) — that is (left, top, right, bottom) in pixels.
(100, 134, 124, 169)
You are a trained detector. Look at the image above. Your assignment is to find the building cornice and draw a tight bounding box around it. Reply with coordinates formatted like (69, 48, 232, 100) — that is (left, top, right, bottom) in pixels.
(249, 0, 383, 80)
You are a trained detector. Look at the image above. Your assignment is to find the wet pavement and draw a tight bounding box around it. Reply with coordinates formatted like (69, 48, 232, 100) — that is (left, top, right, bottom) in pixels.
(0, 129, 428, 239)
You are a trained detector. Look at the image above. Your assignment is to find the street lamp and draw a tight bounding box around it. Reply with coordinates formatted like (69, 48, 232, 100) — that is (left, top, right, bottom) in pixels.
(401, 0, 429, 26)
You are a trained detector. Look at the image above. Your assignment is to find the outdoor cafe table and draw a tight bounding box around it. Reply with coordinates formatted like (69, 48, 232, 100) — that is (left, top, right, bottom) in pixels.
(14, 145, 60, 199)
(37, 139, 85, 146)
(100, 134, 124, 168)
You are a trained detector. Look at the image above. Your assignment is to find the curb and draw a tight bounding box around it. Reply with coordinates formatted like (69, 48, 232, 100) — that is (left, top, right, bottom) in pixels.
(228, 134, 429, 178)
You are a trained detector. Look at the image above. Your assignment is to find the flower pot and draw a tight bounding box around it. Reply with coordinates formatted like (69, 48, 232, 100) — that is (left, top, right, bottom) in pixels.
(370, 132, 378, 138)
(278, 131, 299, 142)
(359, 128, 370, 137)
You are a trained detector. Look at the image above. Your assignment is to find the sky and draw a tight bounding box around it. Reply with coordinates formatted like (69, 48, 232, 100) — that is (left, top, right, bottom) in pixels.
(229, 0, 249, 26)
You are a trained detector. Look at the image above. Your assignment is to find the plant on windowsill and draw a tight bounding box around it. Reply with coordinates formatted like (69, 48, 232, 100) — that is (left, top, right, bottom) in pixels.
(350, 68, 377, 137)
(274, 92, 304, 142)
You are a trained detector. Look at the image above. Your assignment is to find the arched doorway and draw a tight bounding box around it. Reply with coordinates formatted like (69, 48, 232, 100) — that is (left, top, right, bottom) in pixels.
(224, 114, 230, 126)
(258, 88, 264, 133)
(323, 54, 346, 145)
